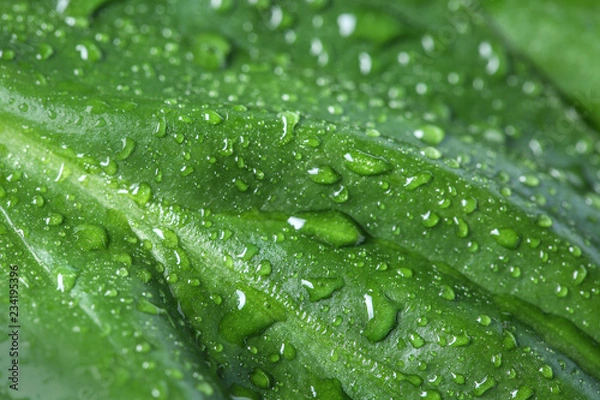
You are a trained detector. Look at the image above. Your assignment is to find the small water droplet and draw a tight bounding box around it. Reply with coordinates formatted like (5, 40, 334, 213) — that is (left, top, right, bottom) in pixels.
(409, 332, 426, 348)
(539, 364, 553, 379)
(555, 284, 569, 297)
(203, 109, 223, 125)
(421, 211, 440, 228)
(257, 260, 272, 276)
(301, 277, 344, 301)
(439, 285, 456, 300)
(572, 265, 588, 286)
(461, 197, 478, 214)
(191, 33, 231, 70)
(54, 265, 80, 293)
(421, 146, 442, 160)
(454, 217, 469, 238)
(477, 315, 491, 326)
(414, 125, 445, 145)
(128, 182, 152, 206)
(330, 185, 349, 203)
(116, 137, 136, 160)
(45, 212, 65, 226)
(75, 41, 103, 62)
(308, 165, 341, 185)
(490, 228, 521, 249)
(519, 174, 540, 187)
(536, 214, 553, 228)
(473, 376, 497, 397)
(404, 171, 433, 190)
(510, 386, 534, 400)
(35, 43, 54, 60)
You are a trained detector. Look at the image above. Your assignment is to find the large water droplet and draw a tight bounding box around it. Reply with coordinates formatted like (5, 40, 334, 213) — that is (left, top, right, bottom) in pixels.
(510, 386, 534, 400)
(414, 125, 445, 145)
(287, 210, 366, 248)
(301, 277, 344, 301)
(473, 376, 497, 397)
(308, 165, 341, 185)
(278, 111, 300, 145)
(191, 33, 231, 70)
(54, 265, 80, 292)
(362, 290, 400, 342)
(490, 228, 521, 249)
(404, 172, 433, 190)
(344, 150, 392, 176)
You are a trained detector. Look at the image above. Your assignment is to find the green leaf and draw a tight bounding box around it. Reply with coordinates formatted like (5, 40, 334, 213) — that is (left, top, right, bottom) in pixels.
(485, 0, 600, 130)
(1, 0, 599, 399)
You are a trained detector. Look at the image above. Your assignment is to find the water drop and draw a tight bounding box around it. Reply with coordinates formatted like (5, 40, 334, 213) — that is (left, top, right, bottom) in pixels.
(539, 365, 553, 379)
(203, 110, 223, 125)
(191, 33, 231, 70)
(54, 265, 80, 292)
(536, 214, 553, 228)
(421, 211, 440, 228)
(490, 228, 521, 249)
(414, 125, 445, 145)
(461, 197, 478, 214)
(128, 182, 152, 206)
(454, 217, 469, 238)
(344, 150, 392, 176)
(519, 174, 540, 187)
(308, 166, 341, 185)
(409, 332, 426, 348)
(301, 277, 344, 301)
(278, 111, 300, 145)
(330, 185, 349, 203)
(115, 137, 136, 160)
(439, 285, 456, 301)
(404, 171, 433, 190)
(473, 376, 497, 397)
(510, 386, 534, 400)
(35, 43, 54, 60)
(363, 291, 400, 342)
(257, 260, 272, 276)
(572, 265, 588, 286)
(75, 41, 102, 62)
(45, 213, 65, 226)
(477, 315, 491, 326)
(287, 210, 366, 248)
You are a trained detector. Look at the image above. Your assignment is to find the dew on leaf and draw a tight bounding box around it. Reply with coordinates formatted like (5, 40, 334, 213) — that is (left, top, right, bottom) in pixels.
(287, 210, 366, 247)
(409, 332, 426, 348)
(191, 33, 231, 70)
(414, 125, 445, 145)
(473, 376, 497, 397)
(404, 171, 433, 190)
(203, 110, 223, 125)
(490, 227, 521, 249)
(301, 277, 344, 301)
(344, 150, 392, 176)
(45, 212, 65, 226)
(308, 165, 341, 184)
(330, 185, 349, 203)
(278, 111, 300, 146)
(54, 265, 80, 293)
(115, 137, 136, 160)
(362, 291, 400, 342)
